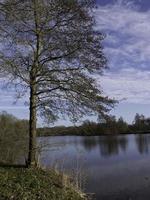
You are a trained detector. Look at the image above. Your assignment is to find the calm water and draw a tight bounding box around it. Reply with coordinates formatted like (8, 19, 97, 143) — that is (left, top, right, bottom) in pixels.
(39, 134, 150, 200)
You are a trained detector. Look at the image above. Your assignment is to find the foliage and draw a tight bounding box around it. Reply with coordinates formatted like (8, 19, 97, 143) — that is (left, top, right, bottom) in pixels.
(0, 167, 85, 200)
(37, 116, 128, 136)
(0, 112, 28, 164)
(1, 111, 150, 166)
(38, 114, 150, 136)
(0, 0, 115, 122)
(0, 0, 115, 165)
(129, 113, 150, 132)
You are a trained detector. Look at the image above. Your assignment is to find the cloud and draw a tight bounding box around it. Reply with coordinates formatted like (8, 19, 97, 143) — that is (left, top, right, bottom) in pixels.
(95, 1, 150, 71)
(98, 68, 150, 104)
(0, 0, 150, 121)
(94, 1, 150, 105)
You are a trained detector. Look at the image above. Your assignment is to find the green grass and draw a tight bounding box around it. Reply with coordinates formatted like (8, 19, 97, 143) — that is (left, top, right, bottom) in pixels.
(0, 167, 86, 200)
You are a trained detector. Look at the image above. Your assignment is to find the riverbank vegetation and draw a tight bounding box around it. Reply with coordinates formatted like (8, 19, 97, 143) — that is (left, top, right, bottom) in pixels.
(0, 112, 150, 199)
(38, 114, 150, 136)
(0, 112, 87, 199)
(0, 112, 28, 165)
(0, 167, 86, 200)
(1, 111, 150, 139)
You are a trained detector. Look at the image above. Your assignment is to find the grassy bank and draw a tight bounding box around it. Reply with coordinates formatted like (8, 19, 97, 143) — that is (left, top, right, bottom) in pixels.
(0, 167, 86, 200)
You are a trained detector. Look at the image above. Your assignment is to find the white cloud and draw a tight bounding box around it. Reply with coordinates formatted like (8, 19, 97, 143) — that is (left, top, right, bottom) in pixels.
(94, 1, 150, 105)
(98, 68, 150, 104)
(1, 1, 150, 120)
(95, 1, 150, 69)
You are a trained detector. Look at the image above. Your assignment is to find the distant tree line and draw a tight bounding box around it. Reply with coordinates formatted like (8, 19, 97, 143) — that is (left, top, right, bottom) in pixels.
(1, 111, 150, 139)
(37, 113, 150, 136)
(1, 111, 150, 164)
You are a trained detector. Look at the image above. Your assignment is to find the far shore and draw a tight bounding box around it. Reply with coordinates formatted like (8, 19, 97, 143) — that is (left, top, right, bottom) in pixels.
(37, 130, 150, 137)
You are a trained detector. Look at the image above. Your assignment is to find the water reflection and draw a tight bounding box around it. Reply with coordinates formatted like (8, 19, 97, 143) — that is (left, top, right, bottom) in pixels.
(98, 136, 128, 157)
(81, 137, 97, 151)
(82, 136, 128, 157)
(135, 134, 150, 154)
(81, 134, 150, 157)
(39, 134, 150, 200)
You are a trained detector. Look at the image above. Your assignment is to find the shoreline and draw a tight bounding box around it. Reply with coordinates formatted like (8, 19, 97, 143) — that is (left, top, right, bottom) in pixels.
(37, 131, 150, 137)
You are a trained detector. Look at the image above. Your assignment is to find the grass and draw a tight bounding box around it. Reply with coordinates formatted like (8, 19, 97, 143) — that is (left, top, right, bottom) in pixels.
(0, 167, 86, 200)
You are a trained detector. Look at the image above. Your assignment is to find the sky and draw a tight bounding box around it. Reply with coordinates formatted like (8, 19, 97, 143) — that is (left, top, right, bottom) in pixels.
(1, 0, 150, 125)
(95, 0, 150, 123)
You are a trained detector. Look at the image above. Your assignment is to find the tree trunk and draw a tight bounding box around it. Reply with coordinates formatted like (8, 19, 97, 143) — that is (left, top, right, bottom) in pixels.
(27, 0, 39, 167)
(28, 80, 37, 167)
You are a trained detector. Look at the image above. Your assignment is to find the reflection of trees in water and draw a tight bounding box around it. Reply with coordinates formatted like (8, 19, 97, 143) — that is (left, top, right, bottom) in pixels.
(98, 136, 119, 156)
(82, 136, 128, 157)
(135, 134, 150, 154)
(119, 137, 128, 152)
(98, 136, 128, 157)
(81, 137, 97, 151)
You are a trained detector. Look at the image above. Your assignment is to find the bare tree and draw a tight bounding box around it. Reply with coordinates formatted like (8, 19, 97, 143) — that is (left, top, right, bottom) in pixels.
(0, 0, 115, 166)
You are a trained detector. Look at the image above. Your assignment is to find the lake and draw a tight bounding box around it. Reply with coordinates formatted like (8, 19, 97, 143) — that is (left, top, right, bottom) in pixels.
(39, 134, 150, 200)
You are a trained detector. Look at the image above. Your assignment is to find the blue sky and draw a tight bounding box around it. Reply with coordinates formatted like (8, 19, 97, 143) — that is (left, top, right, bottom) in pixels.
(1, 0, 150, 125)
(95, 0, 150, 123)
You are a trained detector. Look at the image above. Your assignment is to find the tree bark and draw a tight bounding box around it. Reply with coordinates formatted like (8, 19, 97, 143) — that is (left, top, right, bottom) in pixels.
(27, 0, 39, 167)
(28, 77, 37, 167)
